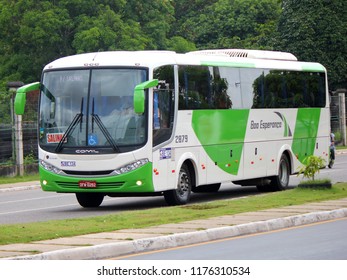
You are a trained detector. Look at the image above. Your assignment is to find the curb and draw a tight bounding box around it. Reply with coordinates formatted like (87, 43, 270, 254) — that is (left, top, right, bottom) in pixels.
(0, 185, 40, 193)
(6, 208, 347, 260)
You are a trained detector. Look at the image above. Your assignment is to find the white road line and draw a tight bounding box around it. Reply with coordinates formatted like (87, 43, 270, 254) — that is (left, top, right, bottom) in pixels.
(0, 194, 72, 205)
(0, 203, 78, 216)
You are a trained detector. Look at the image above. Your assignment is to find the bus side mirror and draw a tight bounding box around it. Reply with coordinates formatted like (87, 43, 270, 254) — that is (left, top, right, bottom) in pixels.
(134, 79, 158, 114)
(14, 82, 40, 115)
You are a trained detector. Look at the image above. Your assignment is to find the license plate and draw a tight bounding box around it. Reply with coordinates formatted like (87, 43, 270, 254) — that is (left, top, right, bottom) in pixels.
(78, 181, 97, 188)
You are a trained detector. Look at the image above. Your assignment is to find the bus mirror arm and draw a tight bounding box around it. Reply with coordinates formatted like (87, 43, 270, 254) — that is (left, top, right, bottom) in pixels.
(134, 79, 158, 114)
(14, 82, 40, 115)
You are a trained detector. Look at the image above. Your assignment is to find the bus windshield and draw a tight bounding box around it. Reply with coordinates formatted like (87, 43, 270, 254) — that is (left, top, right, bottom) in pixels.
(39, 68, 148, 154)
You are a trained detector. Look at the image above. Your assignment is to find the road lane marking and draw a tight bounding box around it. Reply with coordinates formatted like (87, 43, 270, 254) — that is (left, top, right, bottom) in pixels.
(0, 196, 116, 216)
(0, 194, 71, 205)
(0, 203, 79, 215)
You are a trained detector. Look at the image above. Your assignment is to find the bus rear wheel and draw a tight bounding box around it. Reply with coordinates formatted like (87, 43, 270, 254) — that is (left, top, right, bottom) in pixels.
(257, 154, 290, 192)
(270, 154, 290, 191)
(164, 163, 192, 205)
(76, 193, 104, 208)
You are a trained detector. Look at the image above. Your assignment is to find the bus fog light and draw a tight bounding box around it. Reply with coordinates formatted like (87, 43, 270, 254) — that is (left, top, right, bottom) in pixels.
(43, 180, 48, 185)
(136, 180, 143, 186)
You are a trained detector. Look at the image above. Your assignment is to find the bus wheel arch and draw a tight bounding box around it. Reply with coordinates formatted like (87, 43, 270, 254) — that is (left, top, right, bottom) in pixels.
(164, 160, 196, 206)
(183, 159, 197, 189)
(283, 150, 293, 175)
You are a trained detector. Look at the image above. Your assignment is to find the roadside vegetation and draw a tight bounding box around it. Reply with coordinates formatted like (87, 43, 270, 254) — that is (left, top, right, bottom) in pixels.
(0, 174, 39, 185)
(0, 0, 346, 91)
(0, 183, 346, 246)
(336, 146, 347, 150)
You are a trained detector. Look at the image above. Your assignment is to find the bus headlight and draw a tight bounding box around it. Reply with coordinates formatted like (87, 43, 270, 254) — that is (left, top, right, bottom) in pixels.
(112, 159, 149, 175)
(40, 160, 62, 175)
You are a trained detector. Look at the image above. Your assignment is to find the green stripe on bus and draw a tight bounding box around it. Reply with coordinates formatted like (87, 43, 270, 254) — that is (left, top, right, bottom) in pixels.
(39, 163, 155, 193)
(192, 109, 250, 175)
(292, 108, 321, 163)
(201, 61, 255, 68)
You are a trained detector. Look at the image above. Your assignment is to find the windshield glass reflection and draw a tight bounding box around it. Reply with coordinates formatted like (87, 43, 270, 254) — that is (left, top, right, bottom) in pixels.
(39, 68, 147, 153)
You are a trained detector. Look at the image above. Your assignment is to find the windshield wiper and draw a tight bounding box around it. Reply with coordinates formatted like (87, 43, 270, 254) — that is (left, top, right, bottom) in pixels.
(91, 98, 120, 152)
(55, 98, 84, 153)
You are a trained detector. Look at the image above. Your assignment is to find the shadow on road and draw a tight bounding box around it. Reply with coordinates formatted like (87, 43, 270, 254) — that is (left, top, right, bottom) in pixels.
(67, 185, 290, 213)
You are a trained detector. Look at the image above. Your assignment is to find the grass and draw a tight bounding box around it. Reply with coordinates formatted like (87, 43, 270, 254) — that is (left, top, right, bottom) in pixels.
(298, 178, 332, 187)
(0, 183, 347, 246)
(0, 174, 39, 184)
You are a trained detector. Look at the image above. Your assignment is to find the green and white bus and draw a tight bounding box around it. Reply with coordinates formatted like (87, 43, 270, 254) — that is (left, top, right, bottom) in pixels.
(15, 49, 330, 207)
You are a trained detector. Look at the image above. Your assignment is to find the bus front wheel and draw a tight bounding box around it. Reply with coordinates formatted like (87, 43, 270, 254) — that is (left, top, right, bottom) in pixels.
(76, 193, 104, 208)
(164, 163, 192, 205)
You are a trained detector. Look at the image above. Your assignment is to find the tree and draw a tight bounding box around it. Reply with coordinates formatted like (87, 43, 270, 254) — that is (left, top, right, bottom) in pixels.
(72, 5, 148, 53)
(274, 0, 347, 90)
(0, 0, 75, 86)
(0, 0, 174, 91)
(297, 155, 326, 181)
(3, 0, 345, 94)
(171, 0, 219, 42)
(166, 36, 197, 53)
(124, 0, 175, 49)
(174, 0, 281, 50)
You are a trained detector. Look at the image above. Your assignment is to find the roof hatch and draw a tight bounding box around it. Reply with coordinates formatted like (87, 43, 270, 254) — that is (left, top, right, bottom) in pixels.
(188, 49, 297, 61)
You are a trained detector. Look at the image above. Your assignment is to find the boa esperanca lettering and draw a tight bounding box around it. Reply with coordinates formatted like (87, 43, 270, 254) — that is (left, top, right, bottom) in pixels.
(250, 120, 282, 130)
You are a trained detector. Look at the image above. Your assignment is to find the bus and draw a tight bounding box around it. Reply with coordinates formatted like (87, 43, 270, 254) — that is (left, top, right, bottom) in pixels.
(15, 49, 330, 207)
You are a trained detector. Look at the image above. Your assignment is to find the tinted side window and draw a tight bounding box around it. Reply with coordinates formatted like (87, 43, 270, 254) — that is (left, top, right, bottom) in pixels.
(178, 66, 211, 109)
(178, 66, 232, 110)
(252, 70, 326, 108)
(177, 65, 326, 110)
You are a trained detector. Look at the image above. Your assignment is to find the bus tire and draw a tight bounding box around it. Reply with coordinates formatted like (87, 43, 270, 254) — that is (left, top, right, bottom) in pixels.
(270, 154, 290, 191)
(164, 163, 192, 205)
(76, 193, 104, 208)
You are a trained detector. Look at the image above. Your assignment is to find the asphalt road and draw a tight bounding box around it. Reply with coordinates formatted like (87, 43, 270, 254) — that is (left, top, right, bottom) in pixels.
(120, 217, 347, 260)
(0, 184, 261, 224)
(0, 153, 346, 225)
